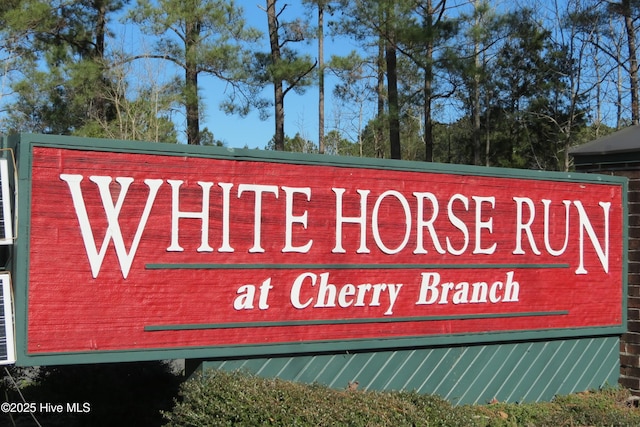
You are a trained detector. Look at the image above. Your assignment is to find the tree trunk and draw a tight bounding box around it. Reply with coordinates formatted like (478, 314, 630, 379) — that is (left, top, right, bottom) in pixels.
(423, 0, 435, 162)
(594, 31, 602, 137)
(424, 72, 434, 162)
(472, 3, 481, 166)
(91, 0, 110, 126)
(376, 36, 385, 158)
(318, 4, 325, 154)
(267, 0, 285, 151)
(485, 90, 491, 166)
(385, 2, 401, 160)
(386, 40, 401, 160)
(623, 0, 639, 125)
(185, 17, 200, 145)
(94, 0, 106, 59)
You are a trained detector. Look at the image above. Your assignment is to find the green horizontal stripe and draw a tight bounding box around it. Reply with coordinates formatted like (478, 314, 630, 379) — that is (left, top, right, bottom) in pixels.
(145, 311, 569, 332)
(146, 263, 570, 270)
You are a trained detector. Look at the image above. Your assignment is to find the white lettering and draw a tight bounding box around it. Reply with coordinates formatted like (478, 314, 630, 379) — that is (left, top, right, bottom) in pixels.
(282, 186, 313, 253)
(416, 272, 440, 305)
(238, 184, 279, 253)
(217, 182, 234, 252)
(574, 201, 610, 274)
(472, 196, 497, 254)
(413, 192, 446, 255)
(513, 197, 542, 255)
(167, 180, 214, 252)
(60, 174, 162, 279)
(372, 190, 411, 254)
(291, 272, 315, 309)
(290, 271, 401, 315)
(542, 199, 570, 256)
(446, 194, 469, 255)
(332, 188, 370, 254)
(417, 271, 519, 305)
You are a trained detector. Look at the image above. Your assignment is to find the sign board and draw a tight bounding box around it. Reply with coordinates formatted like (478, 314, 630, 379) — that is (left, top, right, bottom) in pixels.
(0, 158, 13, 245)
(0, 155, 16, 365)
(0, 273, 15, 365)
(12, 135, 627, 365)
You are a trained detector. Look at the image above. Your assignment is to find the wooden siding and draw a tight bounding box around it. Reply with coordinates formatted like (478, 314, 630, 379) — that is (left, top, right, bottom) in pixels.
(190, 336, 619, 405)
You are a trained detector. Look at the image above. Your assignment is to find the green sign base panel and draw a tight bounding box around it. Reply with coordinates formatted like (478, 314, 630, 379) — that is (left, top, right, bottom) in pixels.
(187, 336, 620, 405)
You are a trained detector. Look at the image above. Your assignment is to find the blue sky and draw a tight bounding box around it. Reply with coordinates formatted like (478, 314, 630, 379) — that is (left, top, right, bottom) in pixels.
(197, 1, 380, 150)
(200, 2, 339, 150)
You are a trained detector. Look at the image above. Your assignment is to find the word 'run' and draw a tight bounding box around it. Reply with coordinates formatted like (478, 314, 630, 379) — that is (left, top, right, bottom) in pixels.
(60, 175, 611, 279)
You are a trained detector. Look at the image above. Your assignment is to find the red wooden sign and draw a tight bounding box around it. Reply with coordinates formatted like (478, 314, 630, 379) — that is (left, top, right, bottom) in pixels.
(24, 145, 625, 357)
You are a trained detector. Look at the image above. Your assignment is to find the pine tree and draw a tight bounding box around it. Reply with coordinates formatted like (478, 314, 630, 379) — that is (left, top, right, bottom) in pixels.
(129, 0, 260, 145)
(259, 0, 316, 151)
(2, 0, 127, 134)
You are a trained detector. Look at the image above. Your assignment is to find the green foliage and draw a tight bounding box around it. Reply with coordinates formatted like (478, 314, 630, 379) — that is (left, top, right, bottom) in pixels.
(0, 0, 635, 158)
(477, 389, 640, 427)
(325, 129, 359, 156)
(129, 0, 261, 144)
(163, 370, 478, 426)
(265, 132, 318, 153)
(1, 0, 127, 135)
(163, 370, 640, 427)
(2, 366, 640, 426)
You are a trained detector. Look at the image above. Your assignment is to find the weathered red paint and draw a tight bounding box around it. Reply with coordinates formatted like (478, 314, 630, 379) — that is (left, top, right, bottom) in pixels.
(26, 147, 624, 354)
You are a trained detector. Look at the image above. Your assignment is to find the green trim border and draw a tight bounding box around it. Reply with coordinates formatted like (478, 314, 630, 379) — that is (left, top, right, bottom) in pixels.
(8, 131, 633, 182)
(7, 133, 629, 366)
(15, 327, 625, 367)
(146, 262, 570, 270)
(145, 310, 570, 331)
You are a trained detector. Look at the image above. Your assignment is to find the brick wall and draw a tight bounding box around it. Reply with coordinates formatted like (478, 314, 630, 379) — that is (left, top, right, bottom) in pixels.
(605, 169, 640, 394)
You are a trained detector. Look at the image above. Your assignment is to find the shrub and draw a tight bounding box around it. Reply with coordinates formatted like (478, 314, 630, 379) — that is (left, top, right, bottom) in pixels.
(164, 369, 482, 426)
(163, 369, 640, 427)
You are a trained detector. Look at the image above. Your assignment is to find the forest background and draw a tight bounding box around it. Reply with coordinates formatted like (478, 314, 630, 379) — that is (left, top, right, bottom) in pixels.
(0, 0, 638, 171)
